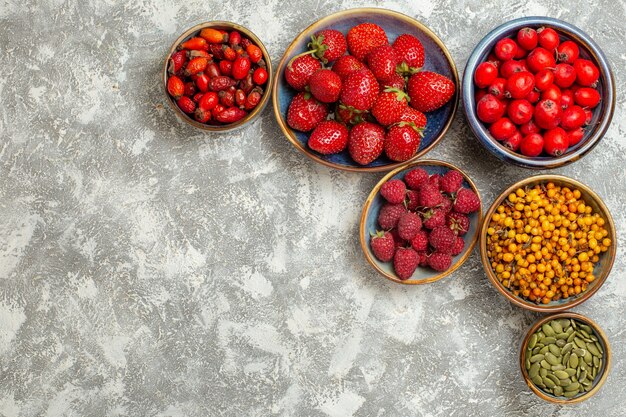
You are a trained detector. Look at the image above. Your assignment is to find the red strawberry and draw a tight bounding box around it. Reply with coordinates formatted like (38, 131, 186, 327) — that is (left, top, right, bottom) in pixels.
(331, 55, 365, 79)
(168, 50, 187, 75)
(309, 69, 342, 103)
(429, 226, 456, 253)
(287, 92, 328, 132)
(418, 184, 443, 207)
(346, 23, 388, 61)
(371, 87, 409, 126)
(340, 68, 379, 111)
(348, 122, 385, 165)
(406, 189, 419, 210)
(453, 188, 480, 214)
(398, 107, 427, 129)
(177, 96, 196, 114)
(441, 170, 464, 194)
(380, 179, 406, 204)
(404, 168, 429, 189)
(393, 247, 419, 280)
(393, 34, 425, 69)
(384, 73, 406, 91)
(308, 120, 348, 154)
(167, 75, 185, 99)
(450, 236, 465, 256)
(446, 212, 470, 236)
(370, 230, 395, 262)
(367, 44, 399, 81)
(285, 55, 321, 91)
(410, 229, 429, 251)
(378, 203, 406, 230)
(397, 211, 422, 241)
(308, 29, 347, 63)
(428, 252, 453, 271)
(384, 122, 422, 162)
(335, 104, 366, 125)
(407, 71, 456, 112)
(423, 208, 446, 229)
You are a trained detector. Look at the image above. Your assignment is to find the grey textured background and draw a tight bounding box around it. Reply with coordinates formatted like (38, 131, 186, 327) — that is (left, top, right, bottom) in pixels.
(1, 0, 625, 416)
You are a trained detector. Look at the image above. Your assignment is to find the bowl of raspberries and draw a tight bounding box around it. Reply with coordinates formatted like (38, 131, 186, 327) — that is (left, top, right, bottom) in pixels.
(463, 17, 615, 169)
(272, 8, 458, 172)
(360, 160, 482, 284)
(164, 21, 272, 132)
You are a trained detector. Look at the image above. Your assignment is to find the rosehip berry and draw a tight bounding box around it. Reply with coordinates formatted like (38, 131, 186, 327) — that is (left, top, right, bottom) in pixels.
(517, 27, 538, 51)
(177, 96, 196, 114)
(240, 38, 252, 49)
(573, 59, 600, 86)
(192, 93, 204, 103)
(520, 119, 541, 136)
(475, 88, 488, 102)
(229, 30, 241, 47)
(507, 99, 534, 124)
(499, 60, 525, 79)
(561, 89, 574, 109)
(232, 56, 251, 80)
(211, 103, 226, 119)
(167, 75, 185, 99)
(567, 127, 585, 146)
(209, 76, 236, 91)
(476, 94, 506, 123)
(560, 105, 586, 130)
(223, 46, 237, 61)
(252, 67, 268, 85)
(534, 99, 562, 129)
(505, 72, 535, 99)
(246, 45, 263, 63)
(198, 91, 219, 111)
(494, 38, 518, 61)
(168, 50, 187, 75)
(520, 133, 544, 156)
(219, 60, 233, 76)
(215, 107, 247, 123)
(184, 81, 196, 97)
(502, 129, 523, 151)
(488, 78, 507, 100)
(556, 40, 579, 64)
(199, 28, 228, 44)
(537, 27, 560, 50)
(583, 108, 593, 125)
(196, 73, 210, 93)
(543, 127, 569, 156)
(541, 84, 562, 102)
(526, 47, 556, 73)
(179, 37, 208, 51)
(489, 117, 517, 140)
(474, 61, 499, 88)
(526, 89, 540, 104)
(205, 62, 221, 78)
(534, 69, 554, 91)
(553, 63, 576, 88)
(574, 87, 601, 108)
(235, 89, 246, 107)
(219, 89, 235, 107)
(244, 89, 262, 110)
(184, 57, 209, 76)
(194, 107, 211, 123)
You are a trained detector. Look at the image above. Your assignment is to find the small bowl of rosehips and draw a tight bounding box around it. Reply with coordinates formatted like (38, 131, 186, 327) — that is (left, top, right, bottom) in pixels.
(360, 160, 482, 284)
(272, 8, 459, 172)
(463, 17, 615, 169)
(164, 21, 272, 131)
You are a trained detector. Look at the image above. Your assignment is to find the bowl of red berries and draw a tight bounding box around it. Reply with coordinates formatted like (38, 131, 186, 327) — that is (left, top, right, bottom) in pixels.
(360, 160, 482, 284)
(272, 8, 458, 172)
(463, 17, 615, 169)
(164, 21, 272, 131)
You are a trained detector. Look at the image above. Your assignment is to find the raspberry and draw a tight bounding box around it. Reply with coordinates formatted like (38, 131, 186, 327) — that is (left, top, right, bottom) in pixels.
(441, 170, 464, 194)
(378, 204, 406, 230)
(429, 226, 457, 253)
(418, 184, 443, 208)
(370, 230, 395, 262)
(404, 168, 429, 189)
(397, 211, 422, 241)
(410, 229, 429, 251)
(450, 236, 465, 256)
(390, 229, 404, 247)
(438, 197, 452, 213)
(423, 208, 446, 229)
(406, 189, 419, 210)
(429, 174, 442, 190)
(393, 247, 419, 280)
(428, 252, 453, 272)
(446, 212, 470, 236)
(380, 179, 406, 204)
(454, 188, 481, 214)
(416, 250, 429, 266)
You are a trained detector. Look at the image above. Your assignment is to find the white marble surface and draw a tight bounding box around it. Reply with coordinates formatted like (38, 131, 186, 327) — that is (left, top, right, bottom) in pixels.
(1, 0, 625, 416)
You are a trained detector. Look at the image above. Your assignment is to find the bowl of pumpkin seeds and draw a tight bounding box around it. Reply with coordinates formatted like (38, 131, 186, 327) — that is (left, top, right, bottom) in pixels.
(520, 312, 611, 403)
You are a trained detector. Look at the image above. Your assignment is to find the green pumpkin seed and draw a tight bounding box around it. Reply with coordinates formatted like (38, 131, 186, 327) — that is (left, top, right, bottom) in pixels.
(580, 362, 587, 372)
(553, 386, 564, 396)
(545, 373, 560, 385)
(529, 362, 541, 378)
(549, 344, 561, 356)
(543, 323, 556, 337)
(540, 368, 548, 378)
(559, 319, 570, 329)
(593, 356, 599, 367)
(543, 377, 557, 389)
(555, 333, 569, 340)
(565, 382, 580, 391)
(571, 319, 578, 329)
(565, 368, 576, 377)
(581, 378, 592, 387)
(567, 332, 577, 343)
(597, 359, 602, 370)
(562, 343, 574, 355)
(574, 337, 586, 348)
(562, 352, 571, 367)
(564, 390, 579, 398)
(539, 346, 550, 355)
(546, 352, 560, 366)
(554, 370, 570, 379)
(573, 348, 586, 357)
(529, 333, 538, 349)
(569, 353, 579, 368)
(579, 329, 591, 339)
(532, 375, 544, 387)
(559, 378, 572, 387)
(579, 324, 592, 334)
(590, 335, 598, 342)
(584, 350, 593, 364)
(543, 336, 557, 345)
(579, 369, 588, 382)
(532, 346, 542, 355)
(551, 321, 563, 334)
(530, 354, 545, 363)
(556, 339, 566, 347)
(537, 331, 545, 340)
(587, 343, 601, 357)
(583, 384, 592, 392)
(595, 341, 603, 354)
(541, 360, 551, 370)
(551, 364, 565, 371)
(525, 358, 531, 370)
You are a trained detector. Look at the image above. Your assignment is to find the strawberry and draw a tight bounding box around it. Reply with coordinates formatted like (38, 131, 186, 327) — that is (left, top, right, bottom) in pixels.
(308, 69, 342, 103)
(446, 212, 470, 236)
(398, 106, 427, 130)
(370, 230, 395, 262)
(308, 29, 347, 63)
(450, 236, 465, 256)
(393, 33, 425, 69)
(168, 50, 187, 75)
(393, 247, 419, 280)
(441, 170, 464, 194)
(167, 75, 185, 99)
(407, 71, 456, 112)
(371, 87, 409, 126)
(346, 23, 388, 61)
(453, 188, 480, 214)
(429, 226, 456, 254)
(406, 189, 419, 210)
(308, 120, 348, 155)
(410, 229, 429, 251)
(340, 68, 379, 111)
(397, 212, 422, 241)
(384, 73, 406, 91)
(331, 55, 365, 79)
(287, 92, 328, 132)
(367, 44, 399, 81)
(336, 104, 366, 125)
(380, 179, 406, 204)
(404, 168, 429, 189)
(419, 183, 443, 208)
(384, 122, 422, 162)
(285, 55, 321, 91)
(348, 122, 385, 165)
(177, 96, 196, 114)
(428, 252, 453, 272)
(423, 208, 446, 229)
(378, 203, 406, 230)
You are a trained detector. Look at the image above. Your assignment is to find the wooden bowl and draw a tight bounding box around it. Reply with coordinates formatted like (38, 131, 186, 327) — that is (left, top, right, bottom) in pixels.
(272, 8, 459, 172)
(520, 312, 611, 403)
(360, 160, 482, 284)
(480, 175, 616, 312)
(163, 21, 272, 132)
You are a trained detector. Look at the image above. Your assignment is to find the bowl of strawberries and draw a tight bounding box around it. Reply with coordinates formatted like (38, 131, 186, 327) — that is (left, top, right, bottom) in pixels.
(272, 8, 458, 172)
(463, 17, 615, 169)
(360, 160, 482, 284)
(163, 21, 272, 132)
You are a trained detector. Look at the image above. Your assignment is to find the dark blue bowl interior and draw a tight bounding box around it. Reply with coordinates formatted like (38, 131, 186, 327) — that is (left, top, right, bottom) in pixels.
(462, 17, 614, 168)
(276, 10, 457, 170)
